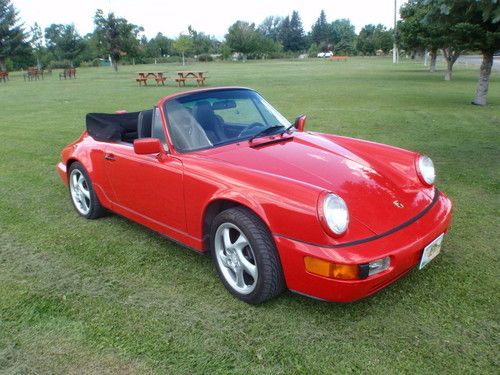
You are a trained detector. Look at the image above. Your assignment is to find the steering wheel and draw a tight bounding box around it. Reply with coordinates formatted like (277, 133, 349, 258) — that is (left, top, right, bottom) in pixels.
(238, 122, 265, 138)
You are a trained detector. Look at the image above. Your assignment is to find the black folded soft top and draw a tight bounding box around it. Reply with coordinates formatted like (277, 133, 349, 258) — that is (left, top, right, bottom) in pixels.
(86, 112, 140, 142)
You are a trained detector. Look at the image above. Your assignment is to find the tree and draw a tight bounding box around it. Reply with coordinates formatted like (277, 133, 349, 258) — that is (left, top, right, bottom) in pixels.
(287, 11, 306, 51)
(329, 19, 357, 54)
(423, 0, 486, 81)
(470, 0, 500, 105)
(258, 16, 283, 41)
(399, 0, 444, 72)
(44, 24, 84, 66)
(357, 24, 393, 55)
(173, 34, 193, 65)
(225, 21, 281, 59)
(0, 0, 30, 71)
(278, 16, 291, 50)
(225, 21, 259, 55)
(30, 22, 43, 68)
(310, 10, 330, 49)
(278, 11, 306, 52)
(426, 0, 500, 103)
(93, 9, 142, 71)
(188, 26, 219, 55)
(144, 33, 173, 58)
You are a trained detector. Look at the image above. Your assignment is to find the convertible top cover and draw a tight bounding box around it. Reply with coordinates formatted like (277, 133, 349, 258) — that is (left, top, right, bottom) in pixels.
(86, 112, 140, 142)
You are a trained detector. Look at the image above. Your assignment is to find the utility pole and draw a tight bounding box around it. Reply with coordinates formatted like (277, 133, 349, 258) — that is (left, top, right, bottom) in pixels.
(393, 0, 398, 63)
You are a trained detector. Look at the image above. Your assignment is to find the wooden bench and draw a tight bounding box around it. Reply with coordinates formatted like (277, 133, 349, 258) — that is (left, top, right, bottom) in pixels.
(196, 77, 206, 86)
(175, 71, 207, 87)
(330, 55, 350, 62)
(136, 72, 167, 86)
(60, 68, 76, 79)
(154, 75, 167, 86)
(24, 68, 43, 81)
(175, 77, 186, 86)
(136, 76, 148, 86)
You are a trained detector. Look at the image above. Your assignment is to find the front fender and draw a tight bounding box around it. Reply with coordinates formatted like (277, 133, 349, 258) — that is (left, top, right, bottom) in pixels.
(207, 189, 270, 226)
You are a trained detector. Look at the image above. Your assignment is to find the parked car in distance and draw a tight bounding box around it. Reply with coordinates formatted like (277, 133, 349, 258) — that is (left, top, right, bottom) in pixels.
(57, 87, 453, 304)
(317, 51, 334, 58)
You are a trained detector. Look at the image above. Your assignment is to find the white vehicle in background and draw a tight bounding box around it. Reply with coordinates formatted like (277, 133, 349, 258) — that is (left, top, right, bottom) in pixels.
(317, 51, 333, 58)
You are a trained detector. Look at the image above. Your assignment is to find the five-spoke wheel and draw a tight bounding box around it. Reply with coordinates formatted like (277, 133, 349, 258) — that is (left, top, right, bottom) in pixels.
(214, 223, 258, 295)
(211, 207, 285, 304)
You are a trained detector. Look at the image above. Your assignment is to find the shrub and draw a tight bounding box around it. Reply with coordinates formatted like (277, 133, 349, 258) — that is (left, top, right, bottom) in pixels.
(197, 54, 213, 62)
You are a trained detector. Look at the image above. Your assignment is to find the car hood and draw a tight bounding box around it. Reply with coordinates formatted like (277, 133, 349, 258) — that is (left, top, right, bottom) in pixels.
(207, 132, 433, 235)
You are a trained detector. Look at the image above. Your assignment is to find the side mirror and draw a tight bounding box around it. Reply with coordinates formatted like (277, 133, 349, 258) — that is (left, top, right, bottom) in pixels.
(133, 138, 163, 155)
(294, 114, 307, 132)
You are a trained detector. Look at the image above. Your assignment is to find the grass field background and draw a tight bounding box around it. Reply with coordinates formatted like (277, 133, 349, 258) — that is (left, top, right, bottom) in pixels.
(0, 58, 498, 374)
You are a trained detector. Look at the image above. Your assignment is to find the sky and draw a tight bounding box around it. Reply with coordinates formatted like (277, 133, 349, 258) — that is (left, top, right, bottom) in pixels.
(14, 0, 404, 40)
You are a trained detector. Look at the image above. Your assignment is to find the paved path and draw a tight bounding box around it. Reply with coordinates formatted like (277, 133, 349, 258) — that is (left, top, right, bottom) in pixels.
(455, 55, 500, 70)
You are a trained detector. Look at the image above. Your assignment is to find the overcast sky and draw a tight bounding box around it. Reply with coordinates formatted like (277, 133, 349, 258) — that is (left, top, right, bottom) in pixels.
(14, 0, 404, 40)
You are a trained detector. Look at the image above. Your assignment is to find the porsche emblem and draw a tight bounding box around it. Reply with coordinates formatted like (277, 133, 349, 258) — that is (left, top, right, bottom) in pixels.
(393, 200, 404, 208)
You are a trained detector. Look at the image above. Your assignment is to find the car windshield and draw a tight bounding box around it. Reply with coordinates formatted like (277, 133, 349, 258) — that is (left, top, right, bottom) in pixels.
(164, 89, 291, 152)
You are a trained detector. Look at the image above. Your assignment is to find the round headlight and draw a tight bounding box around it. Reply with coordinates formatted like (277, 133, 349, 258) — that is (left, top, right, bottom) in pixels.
(417, 155, 436, 185)
(321, 193, 349, 236)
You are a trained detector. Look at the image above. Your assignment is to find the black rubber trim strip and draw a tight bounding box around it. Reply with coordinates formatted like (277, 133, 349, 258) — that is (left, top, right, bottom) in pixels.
(275, 188, 440, 249)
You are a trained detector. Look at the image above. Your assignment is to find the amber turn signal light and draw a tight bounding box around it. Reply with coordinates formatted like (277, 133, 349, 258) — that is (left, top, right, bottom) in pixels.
(304, 256, 359, 280)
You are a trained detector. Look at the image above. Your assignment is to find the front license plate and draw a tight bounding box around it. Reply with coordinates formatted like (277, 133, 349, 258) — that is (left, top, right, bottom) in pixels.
(419, 233, 444, 270)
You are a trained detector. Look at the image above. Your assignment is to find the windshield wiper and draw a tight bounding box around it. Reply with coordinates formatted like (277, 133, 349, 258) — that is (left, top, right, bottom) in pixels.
(283, 123, 295, 133)
(249, 125, 285, 142)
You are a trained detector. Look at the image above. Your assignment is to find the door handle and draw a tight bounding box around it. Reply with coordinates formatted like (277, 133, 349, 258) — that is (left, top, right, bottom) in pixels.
(104, 153, 116, 161)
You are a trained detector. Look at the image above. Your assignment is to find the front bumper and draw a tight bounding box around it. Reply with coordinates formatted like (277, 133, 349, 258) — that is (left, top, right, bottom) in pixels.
(274, 192, 453, 302)
(56, 162, 68, 185)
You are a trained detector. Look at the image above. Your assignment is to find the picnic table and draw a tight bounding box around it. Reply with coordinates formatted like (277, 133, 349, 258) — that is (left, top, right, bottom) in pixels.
(24, 67, 44, 81)
(0, 71, 8, 82)
(59, 68, 76, 79)
(136, 72, 167, 86)
(175, 71, 207, 87)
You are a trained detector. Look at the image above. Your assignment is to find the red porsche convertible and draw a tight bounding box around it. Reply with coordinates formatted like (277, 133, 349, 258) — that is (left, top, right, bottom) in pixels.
(57, 87, 453, 304)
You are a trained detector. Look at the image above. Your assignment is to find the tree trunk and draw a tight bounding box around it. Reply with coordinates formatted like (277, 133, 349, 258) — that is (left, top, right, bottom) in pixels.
(429, 50, 437, 73)
(182, 52, 185, 66)
(442, 48, 460, 81)
(472, 51, 494, 106)
(0, 57, 6, 71)
(444, 59, 454, 80)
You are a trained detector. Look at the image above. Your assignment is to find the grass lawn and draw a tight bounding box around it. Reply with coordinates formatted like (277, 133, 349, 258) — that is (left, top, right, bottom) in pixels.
(0, 58, 498, 374)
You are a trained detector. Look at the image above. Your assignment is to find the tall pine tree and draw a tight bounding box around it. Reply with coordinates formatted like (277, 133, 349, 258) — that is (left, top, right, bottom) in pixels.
(310, 10, 330, 48)
(0, 0, 29, 71)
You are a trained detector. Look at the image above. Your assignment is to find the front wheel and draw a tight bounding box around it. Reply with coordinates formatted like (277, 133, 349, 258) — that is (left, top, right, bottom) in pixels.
(210, 207, 285, 304)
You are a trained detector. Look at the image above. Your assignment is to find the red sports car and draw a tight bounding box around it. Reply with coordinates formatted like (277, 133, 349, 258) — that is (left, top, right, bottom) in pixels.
(57, 87, 453, 304)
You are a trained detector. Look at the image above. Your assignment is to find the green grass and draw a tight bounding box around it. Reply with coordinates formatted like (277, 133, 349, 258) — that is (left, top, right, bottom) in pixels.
(0, 58, 498, 374)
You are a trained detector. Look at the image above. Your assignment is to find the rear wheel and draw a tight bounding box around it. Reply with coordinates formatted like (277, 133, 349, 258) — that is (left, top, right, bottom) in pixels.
(68, 162, 106, 219)
(210, 207, 285, 304)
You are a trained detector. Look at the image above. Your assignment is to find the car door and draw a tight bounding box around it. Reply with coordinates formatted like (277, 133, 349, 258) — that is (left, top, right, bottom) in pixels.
(103, 140, 186, 233)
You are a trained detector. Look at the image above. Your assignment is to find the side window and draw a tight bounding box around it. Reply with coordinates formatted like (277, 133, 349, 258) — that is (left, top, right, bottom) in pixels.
(152, 108, 168, 151)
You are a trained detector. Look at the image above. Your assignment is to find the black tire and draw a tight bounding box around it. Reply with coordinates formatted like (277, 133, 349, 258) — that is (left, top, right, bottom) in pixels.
(210, 207, 285, 304)
(68, 162, 106, 219)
